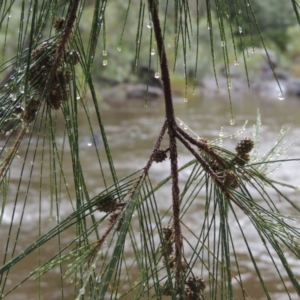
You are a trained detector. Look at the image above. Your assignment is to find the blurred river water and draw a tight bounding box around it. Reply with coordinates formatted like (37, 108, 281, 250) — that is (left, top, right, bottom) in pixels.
(1, 94, 300, 299)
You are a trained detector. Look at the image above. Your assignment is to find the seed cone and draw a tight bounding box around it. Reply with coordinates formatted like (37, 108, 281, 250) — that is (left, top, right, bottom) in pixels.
(154, 149, 168, 163)
(95, 195, 117, 213)
(233, 152, 250, 166)
(53, 17, 65, 31)
(224, 170, 239, 189)
(235, 137, 254, 155)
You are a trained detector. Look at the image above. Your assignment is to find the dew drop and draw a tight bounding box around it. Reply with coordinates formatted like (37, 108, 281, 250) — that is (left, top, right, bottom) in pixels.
(150, 48, 155, 55)
(95, 276, 101, 283)
(221, 41, 225, 47)
(219, 127, 224, 137)
(234, 60, 239, 66)
(167, 44, 171, 48)
(239, 26, 242, 34)
(183, 125, 188, 130)
(147, 21, 153, 29)
(103, 60, 108, 66)
(278, 92, 285, 101)
(76, 96, 81, 100)
(230, 118, 235, 125)
(154, 72, 160, 78)
(102, 50, 107, 56)
(183, 98, 188, 103)
(117, 47, 121, 52)
(207, 26, 211, 30)
(79, 287, 85, 295)
(251, 48, 255, 54)
(19, 86, 24, 94)
(87, 141, 92, 146)
(10, 93, 17, 101)
(228, 82, 232, 89)
(238, 9, 242, 14)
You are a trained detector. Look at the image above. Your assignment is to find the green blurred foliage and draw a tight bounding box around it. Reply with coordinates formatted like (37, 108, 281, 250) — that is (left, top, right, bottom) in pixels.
(1, 0, 299, 87)
(227, 0, 297, 51)
(285, 25, 300, 76)
(81, 1, 234, 85)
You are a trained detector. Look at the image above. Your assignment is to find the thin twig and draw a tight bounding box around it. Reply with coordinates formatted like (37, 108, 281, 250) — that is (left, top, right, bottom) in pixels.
(0, 125, 28, 182)
(51, 0, 80, 82)
(175, 130, 244, 211)
(148, 1, 175, 124)
(149, 0, 183, 287)
(174, 130, 220, 181)
(144, 120, 168, 174)
(91, 118, 168, 262)
(176, 125, 228, 169)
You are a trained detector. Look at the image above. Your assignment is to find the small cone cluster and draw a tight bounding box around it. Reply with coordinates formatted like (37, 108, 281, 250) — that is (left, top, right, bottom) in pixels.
(154, 149, 168, 163)
(232, 137, 254, 166)
(160, 226, 206, 299)
(95, 195, 117, 213)
(22, 17, 80, 123)
(28, 39, 78, 111)
(95, 194, 126, 232)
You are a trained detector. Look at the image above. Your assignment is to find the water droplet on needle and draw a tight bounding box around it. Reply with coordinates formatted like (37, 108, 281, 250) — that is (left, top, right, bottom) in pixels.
(219, 127, 224, 137)
(278, 92, 285, 101)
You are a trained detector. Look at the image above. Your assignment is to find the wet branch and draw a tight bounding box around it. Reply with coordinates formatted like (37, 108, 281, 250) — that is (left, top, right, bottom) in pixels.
(149, 0, 183, 287)
(92, 0, 249, 292)
(51, 0, 80, 82)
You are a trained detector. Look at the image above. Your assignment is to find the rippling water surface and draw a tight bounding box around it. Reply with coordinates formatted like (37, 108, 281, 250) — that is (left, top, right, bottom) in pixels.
(1, 94, 300, 299)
